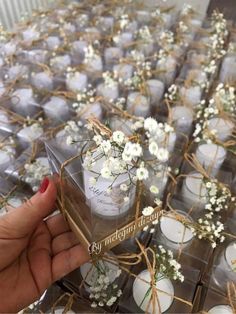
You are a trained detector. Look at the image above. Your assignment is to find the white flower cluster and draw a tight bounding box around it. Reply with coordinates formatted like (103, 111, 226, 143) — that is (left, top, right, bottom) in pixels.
(123, 60, 152, 90)
(200, 11, 228, 77)
(184, 179, 234, 248)
(84, 116, 172, 192)
(72, 85, 96, 114)
(63, 120, 84, 146)
(180, 4, 193, 16)
(157, 49, 168, 64)
(90, 267, 122, 308)
(0, 24, 8, 42)
(142, 206, 159, 233)
(102, 72, 117, 88)
(164, 84, 179, 102)
(159, 30, 174, 48)
(137, 26, 153, 43)
(118, 14, 130, 30)
(156, 245, 184, 282)
(84, 45, 100, 64)
(144, 117, 172, 162)
(204, 179, 234, 213)
(203, 59, 217, 75)
(214, 83, 235, 115)
(208, 11, 228, 61)
(24, 159, 51, 192)
(191, 213, 225, 248)
(112, 97, 126, 110)
(151, 8, 161, 19)
(129, 49, 146, 63)
(178, 21, 188, 34)
(23, 116, 44, 129)
(193, 83, 235, 143)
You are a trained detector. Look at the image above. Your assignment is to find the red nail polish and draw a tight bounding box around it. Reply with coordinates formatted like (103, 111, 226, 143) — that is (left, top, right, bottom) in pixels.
(39, 177, 50, 193)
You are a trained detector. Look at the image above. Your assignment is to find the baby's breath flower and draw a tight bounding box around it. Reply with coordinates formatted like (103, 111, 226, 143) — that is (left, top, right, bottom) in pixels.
(136, 165, 149, 180)
(150, 185, 159, 195)
(142, 206, 154, 216)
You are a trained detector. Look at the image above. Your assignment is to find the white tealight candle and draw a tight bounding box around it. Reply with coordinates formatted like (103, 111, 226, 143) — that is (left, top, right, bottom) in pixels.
(97, 82, 119, 102)
(136, 10, 151, 24)
(220, 55, 236, 84)
(46, 36, 61, 50)
(133, 270, 174, 314)
(2, 41, 17, 56)
(180, 85, 202, 107)
(208, 118, 234, 142)
(104, 47, 123, 66)
(53, 307, 75, 314)
(0, 110, 14, 133)
(113, 64, 134, 82)
(182, 172, 208, 209)
(96, 16, 114, 33)
(170, 106, 193, 132)
(31, 72, 53, 91)
(24, 49, 48, 64)
(78, 102, 103, 123)
(138, 42, 154, 57)
(0, 149, 14, 172)
(156, 56, 177, 87)
(225, 242, 236, 270)
(146, 80, 165, 106)
(208, 305, 233, 314)
(161, 13, 173, 29)
(66, 72, 88, 93)
(127, 92, 150, 117)
(196, 143, 226, 176)
(8, 65, 28, 81)
(80, 252, 119, 291)
(83, 27, 101, 42)
(83, 157, 135, 218)
(186, 69, 207, 88)
(43, 97, 70, 122)
(22, 29, 40, 44)
(17, 124, 44, 146)
(50, 55, 71, 72)
(84, 55, 103, 73)
(115, 32, 133, 49)
(71, 40, 87, 59)
(63, 23, 76, 35)
(217, 241, 236, 275)
(157, 132, 177, 153)
(11, 88, 39, 117)
(160, 211, 194, 250)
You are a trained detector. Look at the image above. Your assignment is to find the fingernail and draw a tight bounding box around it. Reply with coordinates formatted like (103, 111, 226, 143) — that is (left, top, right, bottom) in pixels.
(39, 177, 50, 193)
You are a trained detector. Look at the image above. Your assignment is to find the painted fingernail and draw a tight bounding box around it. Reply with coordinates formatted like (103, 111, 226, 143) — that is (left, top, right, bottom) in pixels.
(39, 177, 50, 193)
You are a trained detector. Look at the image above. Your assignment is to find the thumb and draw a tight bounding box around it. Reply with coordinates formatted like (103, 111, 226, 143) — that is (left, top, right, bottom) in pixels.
(1, 177, 57, 237)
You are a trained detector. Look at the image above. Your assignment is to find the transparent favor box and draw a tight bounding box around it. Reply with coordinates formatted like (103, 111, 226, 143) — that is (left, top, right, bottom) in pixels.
(45, 138, 160, 256)
(199, 285, 236, 314)
(118, 252, 200, 314)
(202, 240, 236, 296)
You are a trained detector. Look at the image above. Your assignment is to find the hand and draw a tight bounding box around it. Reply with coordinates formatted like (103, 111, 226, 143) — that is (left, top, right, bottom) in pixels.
(0, 177, 89, 313)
